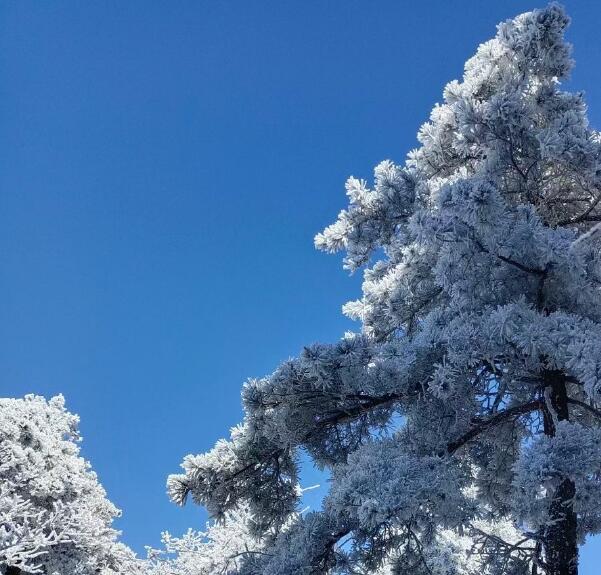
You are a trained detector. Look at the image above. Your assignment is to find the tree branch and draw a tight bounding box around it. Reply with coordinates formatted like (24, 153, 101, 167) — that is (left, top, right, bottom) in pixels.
(567, 397, 601, 420)
(447, 400, 542, 454)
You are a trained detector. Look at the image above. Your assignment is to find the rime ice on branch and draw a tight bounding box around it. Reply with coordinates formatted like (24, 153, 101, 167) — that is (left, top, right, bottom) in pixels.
(169, 5, 601, 574)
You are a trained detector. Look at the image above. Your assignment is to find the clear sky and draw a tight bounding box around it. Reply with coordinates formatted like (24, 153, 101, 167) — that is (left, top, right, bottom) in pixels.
(2, 1, 601, 569)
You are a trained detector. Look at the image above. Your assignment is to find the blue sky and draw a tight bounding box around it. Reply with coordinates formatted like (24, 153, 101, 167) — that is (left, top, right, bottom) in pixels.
(1, 1, 601, 568)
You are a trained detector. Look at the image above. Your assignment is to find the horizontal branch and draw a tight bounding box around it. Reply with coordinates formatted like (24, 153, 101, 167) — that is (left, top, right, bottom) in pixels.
(314, 393, 402, 429)
(447, 399, 542, 454)
(212, 396, 543, 496)
(471, 236, 547, 277)
(567, 397, 601, 420)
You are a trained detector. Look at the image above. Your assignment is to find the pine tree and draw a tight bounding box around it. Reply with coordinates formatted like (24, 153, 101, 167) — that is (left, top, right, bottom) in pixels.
(168, 5, 601, 574)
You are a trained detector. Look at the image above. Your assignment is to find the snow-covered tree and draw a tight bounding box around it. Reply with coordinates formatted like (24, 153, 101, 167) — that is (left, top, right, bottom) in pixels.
(168, 5, 601, 574)
(145, 505, 268, 575)
(0, 395, 144, 575)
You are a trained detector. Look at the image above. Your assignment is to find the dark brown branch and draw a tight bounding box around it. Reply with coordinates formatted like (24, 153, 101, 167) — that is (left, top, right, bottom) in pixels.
(447, 400, 542, 454)
(567, 397, 601, 420)
(496, 253, 547, 277)
(557, 192, 601, 226)
(471, 236, 547, 277)
(315, 393, 402, 429)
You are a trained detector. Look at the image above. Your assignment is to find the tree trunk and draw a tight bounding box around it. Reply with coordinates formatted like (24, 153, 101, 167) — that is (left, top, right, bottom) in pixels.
(541, 369, 578, 575)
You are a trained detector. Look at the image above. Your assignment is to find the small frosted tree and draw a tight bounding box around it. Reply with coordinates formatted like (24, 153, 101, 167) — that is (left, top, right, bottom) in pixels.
(0, 395, 143, 575)
(145, 505, 268, 575)
(168, 5, 601, 574)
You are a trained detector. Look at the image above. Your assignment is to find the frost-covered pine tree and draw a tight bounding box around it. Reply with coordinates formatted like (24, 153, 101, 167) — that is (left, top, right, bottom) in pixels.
(168, 5, 601, 574)
(0, 395, 144, 575)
